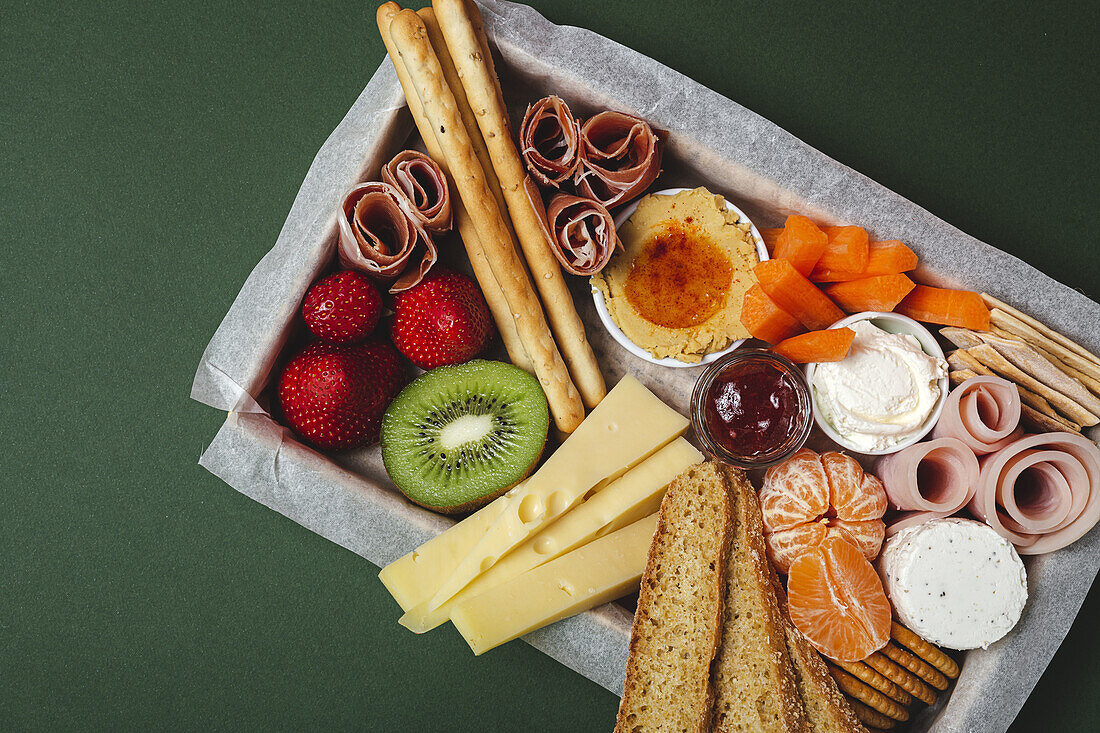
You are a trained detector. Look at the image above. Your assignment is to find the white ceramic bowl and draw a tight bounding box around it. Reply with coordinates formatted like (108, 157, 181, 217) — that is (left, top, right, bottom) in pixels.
(590, 187, 770, 368)
(804, 311, 949, 456)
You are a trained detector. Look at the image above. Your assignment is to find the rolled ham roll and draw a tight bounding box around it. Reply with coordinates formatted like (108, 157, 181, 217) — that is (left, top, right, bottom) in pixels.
(381, 150, 452, 232)
(970, 431, 1100, 554)
(574, 111, 663, 209)
(519, 95, 581, 187)
(885, 511, 954, 537)
(933, 375, 1023, 455)
(876, 437, 981, 516)
(337, 181, 438, 293)
(541, 193, 621, 276)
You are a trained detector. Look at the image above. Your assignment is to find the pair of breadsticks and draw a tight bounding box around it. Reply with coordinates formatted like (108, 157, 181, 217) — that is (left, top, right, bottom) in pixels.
(377, 0, 605, 433)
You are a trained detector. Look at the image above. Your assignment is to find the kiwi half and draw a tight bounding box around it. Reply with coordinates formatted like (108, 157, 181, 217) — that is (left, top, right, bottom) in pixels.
(380, 360, 549, 514)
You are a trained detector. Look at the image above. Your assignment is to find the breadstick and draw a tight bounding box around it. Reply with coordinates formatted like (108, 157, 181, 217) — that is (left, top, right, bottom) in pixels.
(388, 9, 584, 433)
(376, 3, 532, 375)
(416, 7, 520, 251)
(432, 0, 606, 409)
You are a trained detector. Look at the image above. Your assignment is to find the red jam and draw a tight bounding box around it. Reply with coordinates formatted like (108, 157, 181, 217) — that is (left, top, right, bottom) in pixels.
(703, 359, 803, 458)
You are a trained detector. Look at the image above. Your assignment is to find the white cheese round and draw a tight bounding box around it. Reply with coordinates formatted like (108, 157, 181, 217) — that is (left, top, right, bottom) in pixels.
(812, 320, 946, 452)
(878, 518, 1027, 650)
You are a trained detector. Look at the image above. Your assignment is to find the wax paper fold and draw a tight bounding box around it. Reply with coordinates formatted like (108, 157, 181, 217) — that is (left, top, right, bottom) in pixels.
(192, 2, 1100, 728)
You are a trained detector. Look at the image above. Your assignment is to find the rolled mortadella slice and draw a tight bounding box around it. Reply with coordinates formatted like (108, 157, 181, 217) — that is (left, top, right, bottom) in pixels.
(970, 431, 1100, 554)
(519, 95, 581, 187)
(541, 193, 621, 276)
(932, 375, 1023, 455)
(574, 110, 663, 209)
(876, 437, 980, 518)
(337, 181, 438, 293)
(381, 150, 453, 232)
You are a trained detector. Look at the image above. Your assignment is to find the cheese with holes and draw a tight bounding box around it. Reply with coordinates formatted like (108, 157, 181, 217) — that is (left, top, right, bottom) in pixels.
(428, 375, 688, 610)
(451, 513, 659, 655)
(399, 438, 701, 632)
(378, 490, 513, 611)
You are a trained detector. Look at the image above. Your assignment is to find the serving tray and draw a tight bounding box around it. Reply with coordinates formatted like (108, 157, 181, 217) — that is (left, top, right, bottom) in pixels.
(191, 2, 1100, 730)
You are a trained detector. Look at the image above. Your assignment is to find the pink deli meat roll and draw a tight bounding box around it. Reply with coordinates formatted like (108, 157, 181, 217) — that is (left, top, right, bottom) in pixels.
(519, 95, 582, 187)
(337, 181, 438, 294)
(381, 150, 452, 232)
(970, 431, 1100, 554)
(876, 437, 980, 536)
(574, 110, 663, 209)
(933, 375, 1023, 454)
(541, 193, 621, 276)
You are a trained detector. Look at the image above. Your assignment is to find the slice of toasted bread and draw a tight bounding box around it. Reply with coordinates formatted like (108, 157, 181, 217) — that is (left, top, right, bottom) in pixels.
(773, 575, 868, 733)
(710, 466, 807, 732)
(615, 462, 733, 733)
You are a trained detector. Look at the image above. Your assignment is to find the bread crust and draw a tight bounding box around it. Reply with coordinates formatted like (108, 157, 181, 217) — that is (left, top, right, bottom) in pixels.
(615, 462, 733, 733)
(710, 466, 807, 732)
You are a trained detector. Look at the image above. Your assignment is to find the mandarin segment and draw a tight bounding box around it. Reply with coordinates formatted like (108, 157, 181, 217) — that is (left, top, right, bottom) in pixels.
(829, 519, 886, 561)
(760, 448, 830, 532)
(787, 536, 891, 663)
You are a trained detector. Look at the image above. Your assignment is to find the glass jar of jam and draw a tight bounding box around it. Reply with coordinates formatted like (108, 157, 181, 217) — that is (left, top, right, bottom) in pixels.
(690, 349, 813, 469)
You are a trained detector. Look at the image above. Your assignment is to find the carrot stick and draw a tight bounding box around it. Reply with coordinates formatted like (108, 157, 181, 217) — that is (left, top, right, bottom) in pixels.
(754, 258, 845, 331)
(760, 227, 784, 256)
(823, 274, 916, 314)
(811, 240, 918, 282)
(812, 226, 869, 278)
(772, 327, 856, 364)
(740, 284, 804, 345)
(772, 215, 828, 276)
(895, 284, 991, 330)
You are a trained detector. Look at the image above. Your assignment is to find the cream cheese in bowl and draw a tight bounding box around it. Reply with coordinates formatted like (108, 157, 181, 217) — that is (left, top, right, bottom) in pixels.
(808, 314, 948, 454)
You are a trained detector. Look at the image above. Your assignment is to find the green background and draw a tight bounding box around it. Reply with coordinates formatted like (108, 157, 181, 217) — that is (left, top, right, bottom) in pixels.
(3, 0, 1098, 729)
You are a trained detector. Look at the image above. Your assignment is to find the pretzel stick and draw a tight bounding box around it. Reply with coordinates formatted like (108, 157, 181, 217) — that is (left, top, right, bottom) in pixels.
(433, 0, 606, 409)
(388, 9, 584, 432)
(376, 3, 532, 375)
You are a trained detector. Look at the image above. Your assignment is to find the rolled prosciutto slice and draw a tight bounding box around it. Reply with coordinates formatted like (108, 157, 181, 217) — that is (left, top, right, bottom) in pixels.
(541, 193, 621, 275)
(970, 431, 1100, 554)
(380, 150, 452, 232)
(933, 375, 1023, 454)
(337, 181, 438, 293)
(519, 95, 581, 187)
(574, 110, 663, 209)
(876, 437, 980, 515)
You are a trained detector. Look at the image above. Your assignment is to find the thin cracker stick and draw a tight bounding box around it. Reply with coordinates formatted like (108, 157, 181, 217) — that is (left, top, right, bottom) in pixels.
(948, 352, 1061, 419)
(433, 0, 607, 409)
(832, 660, 912, 705)
(848, 699, 897, 729)
(880, 641, 949, 691)
(982, 295, 1100, 372)
(1022, 404, 1080, 433)
(388, 9, 584, 432)
(972, 332, 1100, 416)
(864, 651, 937, 705)
(890, 623, 959, 679)
(1000, 328, 1100, 397)
(376, 2, 532, 375)
(964, 344, 1098, 426)
(827, 665, 909, 721)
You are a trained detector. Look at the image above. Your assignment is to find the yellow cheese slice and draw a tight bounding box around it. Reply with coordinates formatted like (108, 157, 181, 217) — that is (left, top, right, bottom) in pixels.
(378, 489, 514, 611)
(399, 438, 701, 632)
(427, 375, 688, 610)
(450, 513, 658, 655)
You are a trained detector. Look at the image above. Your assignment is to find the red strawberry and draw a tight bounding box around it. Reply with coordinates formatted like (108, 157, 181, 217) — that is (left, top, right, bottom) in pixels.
(391, 268, 494, 369)
(278, 339, 405, 451)
(302, 270, 382, 344)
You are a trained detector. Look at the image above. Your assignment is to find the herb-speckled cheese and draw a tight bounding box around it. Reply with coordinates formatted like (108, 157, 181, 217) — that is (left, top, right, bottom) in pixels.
(877, 518, 1027, 650)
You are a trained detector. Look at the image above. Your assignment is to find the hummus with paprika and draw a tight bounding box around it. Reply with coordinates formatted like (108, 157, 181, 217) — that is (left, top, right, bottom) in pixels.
(592, 187, 759, 362)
